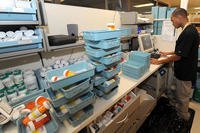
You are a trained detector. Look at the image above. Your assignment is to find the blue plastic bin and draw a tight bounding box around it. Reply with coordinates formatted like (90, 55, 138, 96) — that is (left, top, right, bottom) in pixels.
(47, 87, 91, 108)
(97, 76, 120, 93)
(94, 75, 106, 87)
(158, 7, 167, 19)
(102, 86, 118, 100)
(67, 105, 94, 127)
(0, 13, 36, 21)
(94, 86, 118, 99)
(122, 62, 145, 79)
(60, 78, 91, 99)
(46, 61, 95, 90)
(66, 91, 95, 114)
(0, 43, 42, 54)
(53, 91, 95, 122)
(88, 52, 122, 66)
(85, 38, 120, 49)
(101, 65, 121, 79)
(88, 60, 106, 72)
(152, 6, 159, 19)
(83, 30, 121, 41)
(85, 45, 121, 58)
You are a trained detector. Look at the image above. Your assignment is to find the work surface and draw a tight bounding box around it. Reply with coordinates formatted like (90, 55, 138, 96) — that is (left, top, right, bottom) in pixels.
(3, 64, 200, 133)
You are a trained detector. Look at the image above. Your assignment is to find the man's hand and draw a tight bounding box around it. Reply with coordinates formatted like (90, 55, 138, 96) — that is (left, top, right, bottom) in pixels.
(150, 58, 161, 65)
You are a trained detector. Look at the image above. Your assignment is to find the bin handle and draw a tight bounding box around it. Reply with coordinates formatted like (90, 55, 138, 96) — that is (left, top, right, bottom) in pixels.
(116, 113, 128, 124)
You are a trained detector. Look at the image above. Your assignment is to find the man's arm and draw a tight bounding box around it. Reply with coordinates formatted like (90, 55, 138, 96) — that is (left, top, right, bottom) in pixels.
(160, 51, 175, 56)
(151, 54, 181, 65)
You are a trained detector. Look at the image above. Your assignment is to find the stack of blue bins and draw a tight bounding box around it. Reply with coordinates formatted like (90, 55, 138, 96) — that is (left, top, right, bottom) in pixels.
(36, 61, 96, 127)
(152, 6, 176, 35)
(83, 29, 128, 100)
(122, 51, 150, 79)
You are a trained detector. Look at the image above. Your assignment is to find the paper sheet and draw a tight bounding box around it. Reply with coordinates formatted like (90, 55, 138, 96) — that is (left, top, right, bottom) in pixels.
(161, 20, 175, 42)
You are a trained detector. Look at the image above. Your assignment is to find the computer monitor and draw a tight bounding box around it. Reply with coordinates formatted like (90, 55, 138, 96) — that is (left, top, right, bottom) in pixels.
(138, 34, 154, 52)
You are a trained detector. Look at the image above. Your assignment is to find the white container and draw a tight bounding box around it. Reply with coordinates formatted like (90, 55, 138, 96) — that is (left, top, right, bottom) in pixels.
(0, 0, 15, 8)
(120, 12, 138, 24)
(24, 75, 38, 91)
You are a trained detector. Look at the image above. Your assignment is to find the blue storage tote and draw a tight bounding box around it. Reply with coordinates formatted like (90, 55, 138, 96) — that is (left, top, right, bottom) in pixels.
(60, 78, 91, 99)
(47, 87, 91, 108)
(102, 86, 118, 100)
(88, 61, 106, 72)
(0, 13, 36, 21)
(85, 45, 121, 58)
(97, 76, 120, 93)
(66, 91, 95, 114)
(85, 38, 120, 49)
(83, 29, 121, 41)
(46, 61, 95, 90)
(198, 48, 200, 58)
(94, 75, 106, 86)
(88, 52, 122, 65)
(152, 6, 159, 19)
(122, 62, 145, 79)
(0, 43, 42, 54)
(67, 105, 94, 127)
(54, 91, 95, 122)
(158, 7, 167, 19)
(101, 65, 121, 79)
(17, 113, 59, 133)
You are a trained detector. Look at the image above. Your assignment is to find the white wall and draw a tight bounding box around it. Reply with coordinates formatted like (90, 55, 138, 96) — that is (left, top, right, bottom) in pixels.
(44, 3, 121, 35)
(153, 35, 176, 52)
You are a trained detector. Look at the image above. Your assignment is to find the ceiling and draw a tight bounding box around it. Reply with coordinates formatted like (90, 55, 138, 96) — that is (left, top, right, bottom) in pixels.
(47, 0, 200, 13)
(159, 0, 200, 8)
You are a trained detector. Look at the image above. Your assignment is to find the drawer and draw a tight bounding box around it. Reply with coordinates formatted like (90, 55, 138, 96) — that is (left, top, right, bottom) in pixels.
(103, 96, 140, 133)
(123, 111, 137, 133)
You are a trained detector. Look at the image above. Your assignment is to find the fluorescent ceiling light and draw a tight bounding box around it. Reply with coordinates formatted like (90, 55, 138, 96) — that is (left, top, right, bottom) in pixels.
(194, 7, 200, 10)
(133, 3, 154, 8)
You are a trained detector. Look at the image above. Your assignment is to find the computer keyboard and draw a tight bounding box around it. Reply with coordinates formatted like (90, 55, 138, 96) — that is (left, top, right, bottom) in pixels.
(150, 53, 161, 59)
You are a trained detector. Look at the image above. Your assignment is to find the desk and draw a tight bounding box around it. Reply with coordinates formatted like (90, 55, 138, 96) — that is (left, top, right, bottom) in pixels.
(63, 64, 162, 133)
(3, 64, 162, 133)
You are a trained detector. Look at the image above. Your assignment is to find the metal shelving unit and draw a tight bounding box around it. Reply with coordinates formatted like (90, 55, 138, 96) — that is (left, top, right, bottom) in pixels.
(0, 21, 39, 25)
(0, 0, 46, 60)
(47, 41, 85, 51)
(0, 48, 43, 60)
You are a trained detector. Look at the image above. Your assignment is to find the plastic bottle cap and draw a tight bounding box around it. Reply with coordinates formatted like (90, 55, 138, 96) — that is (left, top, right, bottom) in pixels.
(25, 101, 36, 110)
(35, 96, 50, 108)
(51, 76, 58, 82)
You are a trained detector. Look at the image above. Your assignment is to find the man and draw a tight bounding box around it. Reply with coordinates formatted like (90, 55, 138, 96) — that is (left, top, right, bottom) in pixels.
(151, 8, 199, 123)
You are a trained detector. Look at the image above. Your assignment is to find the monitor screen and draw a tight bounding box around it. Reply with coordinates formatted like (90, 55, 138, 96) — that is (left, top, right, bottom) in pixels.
(141, 35, 153, 51)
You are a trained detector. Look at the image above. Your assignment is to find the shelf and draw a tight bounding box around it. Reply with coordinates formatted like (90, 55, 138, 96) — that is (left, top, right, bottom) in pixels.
(136, 22, 153, 25)
(0, 48, 43, 60)
(153, 19, 170, 21)
(63, 64, 162, 133)
(48, 41, 85, 51)
(0, 21, 39, 25)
